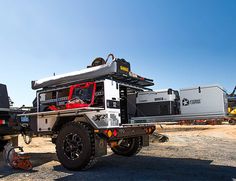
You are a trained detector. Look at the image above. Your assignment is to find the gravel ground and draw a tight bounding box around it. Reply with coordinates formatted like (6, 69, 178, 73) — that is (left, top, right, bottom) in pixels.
(0, 125, 236, 181)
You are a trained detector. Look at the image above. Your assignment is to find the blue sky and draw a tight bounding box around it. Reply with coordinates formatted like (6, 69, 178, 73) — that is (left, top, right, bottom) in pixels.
(0, 0, 235, 106)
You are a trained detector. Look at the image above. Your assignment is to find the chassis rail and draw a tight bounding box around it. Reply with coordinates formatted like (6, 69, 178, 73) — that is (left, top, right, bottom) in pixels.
(18, 107, 104, 117)
(131, 113, 234, 123)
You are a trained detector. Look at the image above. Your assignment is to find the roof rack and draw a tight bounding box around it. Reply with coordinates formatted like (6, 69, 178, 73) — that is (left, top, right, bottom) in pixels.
(31, 58, 154, 90)
(109, 73, 154, 88)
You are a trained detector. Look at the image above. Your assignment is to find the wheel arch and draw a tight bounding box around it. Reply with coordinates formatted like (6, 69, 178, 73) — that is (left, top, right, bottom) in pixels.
(52, 114, 98, 133)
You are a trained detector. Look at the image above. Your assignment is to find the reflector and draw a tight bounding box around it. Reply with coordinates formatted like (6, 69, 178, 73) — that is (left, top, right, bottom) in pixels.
(107, 130, 113, 137)
(0, 119, 5, 125)
(113, 129, 118, 137)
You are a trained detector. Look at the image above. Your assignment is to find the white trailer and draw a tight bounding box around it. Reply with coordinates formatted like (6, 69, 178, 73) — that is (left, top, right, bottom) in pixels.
(19, 56, 156, 171)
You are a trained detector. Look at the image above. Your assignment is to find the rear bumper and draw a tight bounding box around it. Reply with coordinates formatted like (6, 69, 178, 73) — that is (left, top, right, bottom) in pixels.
(95, 124, 156, 140)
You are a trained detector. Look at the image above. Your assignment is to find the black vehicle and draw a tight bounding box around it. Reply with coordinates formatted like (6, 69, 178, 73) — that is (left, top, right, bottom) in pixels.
(0, 83, 19, 151)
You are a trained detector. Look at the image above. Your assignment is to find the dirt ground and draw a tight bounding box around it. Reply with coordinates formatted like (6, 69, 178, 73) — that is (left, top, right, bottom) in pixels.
(0, 125, 236, 181)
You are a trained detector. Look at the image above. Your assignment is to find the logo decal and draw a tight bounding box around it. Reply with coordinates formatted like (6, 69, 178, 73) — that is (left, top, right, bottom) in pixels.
(120, 66, 129, 72)
(182, 98, 190, 106)
(182, 98, 201, 106)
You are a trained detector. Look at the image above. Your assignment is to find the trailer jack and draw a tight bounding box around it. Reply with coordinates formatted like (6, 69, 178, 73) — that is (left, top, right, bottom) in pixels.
(3, 143, 32, 170)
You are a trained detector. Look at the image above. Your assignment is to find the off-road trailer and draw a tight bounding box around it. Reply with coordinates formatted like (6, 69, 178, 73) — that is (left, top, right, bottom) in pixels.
(19, 55, 156, 170)
(18, 54, 236, 171)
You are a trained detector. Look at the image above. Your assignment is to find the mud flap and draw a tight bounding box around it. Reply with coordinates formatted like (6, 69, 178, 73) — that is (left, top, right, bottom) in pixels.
(94, 134, 107, 157)
(142, 135, 149, 147)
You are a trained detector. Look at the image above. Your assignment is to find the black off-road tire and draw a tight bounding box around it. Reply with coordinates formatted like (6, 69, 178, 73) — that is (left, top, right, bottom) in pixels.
(229, 120, 236, 125)
(56, 121, 96, 171)
(111, 137, 142, 157)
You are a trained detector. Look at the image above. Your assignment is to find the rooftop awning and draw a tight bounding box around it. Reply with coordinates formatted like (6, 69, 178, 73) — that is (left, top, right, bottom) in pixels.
(31, 60, 154, 90)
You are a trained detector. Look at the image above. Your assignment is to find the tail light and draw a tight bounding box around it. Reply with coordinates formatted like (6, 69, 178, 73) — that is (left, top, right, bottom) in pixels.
(113, 129, 118, 137)
(103, 129, 118, 138)
(0, 119, 6, 125)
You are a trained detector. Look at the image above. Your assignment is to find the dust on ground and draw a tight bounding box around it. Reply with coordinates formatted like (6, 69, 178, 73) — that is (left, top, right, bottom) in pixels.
(0, 125, 236, 181)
